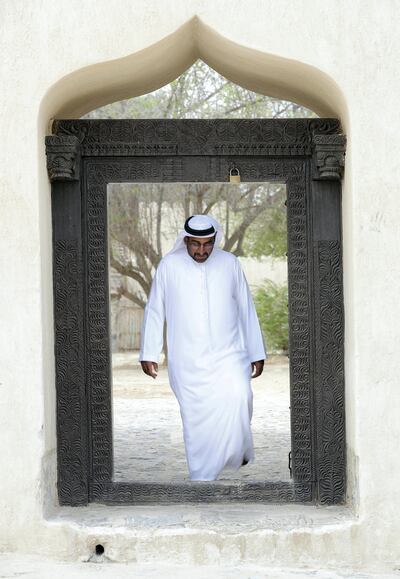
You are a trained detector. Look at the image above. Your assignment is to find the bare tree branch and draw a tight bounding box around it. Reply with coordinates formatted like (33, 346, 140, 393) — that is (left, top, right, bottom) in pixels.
(179, 81, 230, 115)
(110, 254, 151, 296)
(116, 286, 146, 309)
(222, 97, 266, 116)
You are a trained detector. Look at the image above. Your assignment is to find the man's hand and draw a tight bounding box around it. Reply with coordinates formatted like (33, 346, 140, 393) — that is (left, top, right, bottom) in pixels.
(251, 359, 264, 378)
(140, 361, 158, 379)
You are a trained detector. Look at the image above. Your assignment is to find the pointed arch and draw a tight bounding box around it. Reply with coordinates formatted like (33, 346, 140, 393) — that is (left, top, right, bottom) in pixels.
(40, 17, 347, 122)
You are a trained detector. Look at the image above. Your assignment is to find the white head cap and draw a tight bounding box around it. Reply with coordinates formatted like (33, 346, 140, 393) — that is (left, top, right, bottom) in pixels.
(167, 214, 223, 255)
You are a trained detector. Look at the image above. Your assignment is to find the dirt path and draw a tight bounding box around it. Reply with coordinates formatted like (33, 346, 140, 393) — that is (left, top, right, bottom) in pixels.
(112, 353, 291, 483)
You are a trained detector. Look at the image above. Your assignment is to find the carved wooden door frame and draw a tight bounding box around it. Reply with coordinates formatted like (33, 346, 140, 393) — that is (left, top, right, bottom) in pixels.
(46, 119, 346, 506)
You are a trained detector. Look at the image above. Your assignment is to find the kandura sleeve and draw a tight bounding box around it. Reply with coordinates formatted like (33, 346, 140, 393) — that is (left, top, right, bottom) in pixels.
(234, 258, 267, 362)
(139, 261, 166, 363)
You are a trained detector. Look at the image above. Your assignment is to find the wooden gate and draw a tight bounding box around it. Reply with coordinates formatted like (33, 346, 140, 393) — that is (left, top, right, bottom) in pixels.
(46, 118, 346, 505)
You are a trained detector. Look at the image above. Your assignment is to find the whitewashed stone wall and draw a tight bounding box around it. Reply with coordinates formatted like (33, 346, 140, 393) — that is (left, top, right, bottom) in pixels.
(1, 0, 400, 569)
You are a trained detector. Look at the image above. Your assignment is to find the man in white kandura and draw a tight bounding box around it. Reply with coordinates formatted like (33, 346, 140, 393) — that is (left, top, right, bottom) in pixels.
(139, 214, 266, 481)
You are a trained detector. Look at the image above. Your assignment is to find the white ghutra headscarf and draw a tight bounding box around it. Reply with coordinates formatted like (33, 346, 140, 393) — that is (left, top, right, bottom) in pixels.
(167, 214, 224, 255)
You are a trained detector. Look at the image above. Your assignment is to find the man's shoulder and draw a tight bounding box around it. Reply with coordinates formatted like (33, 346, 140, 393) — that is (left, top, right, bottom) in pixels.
(158, 251, 185, 270)
(214, 249, 239, 265)
(218, 249, 237, 260)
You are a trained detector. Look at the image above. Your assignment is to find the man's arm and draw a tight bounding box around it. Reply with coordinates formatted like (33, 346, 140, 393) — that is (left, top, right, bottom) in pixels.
(139, 261, 166, 379)
(234, 258, 267, 378)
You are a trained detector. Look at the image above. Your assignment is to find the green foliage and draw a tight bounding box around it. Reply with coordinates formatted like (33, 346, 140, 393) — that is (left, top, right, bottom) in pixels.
(254, 280, 289, 353)
(244, 201, 287, 259)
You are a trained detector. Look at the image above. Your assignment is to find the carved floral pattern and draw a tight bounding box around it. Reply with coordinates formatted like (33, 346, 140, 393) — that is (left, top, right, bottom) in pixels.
(54, 241, 87, 505)
(54, 119, 341, 157)
(314, 241, 345, 504)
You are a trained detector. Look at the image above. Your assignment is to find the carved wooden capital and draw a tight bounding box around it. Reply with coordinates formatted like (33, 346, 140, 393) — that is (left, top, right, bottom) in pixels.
(313, 134, 346, 181)
(45, 135, 80, 181)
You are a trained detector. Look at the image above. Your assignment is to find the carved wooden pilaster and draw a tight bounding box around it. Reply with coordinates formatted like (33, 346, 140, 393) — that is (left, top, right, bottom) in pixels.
(46, 135, 88, 505)
(311, 133, 346, 504)
(45, 135, 80, 181)
(313, 134, 346, 181)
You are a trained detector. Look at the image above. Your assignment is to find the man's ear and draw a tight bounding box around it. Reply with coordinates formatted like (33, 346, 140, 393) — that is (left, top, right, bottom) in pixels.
(183, 236, 188, 244)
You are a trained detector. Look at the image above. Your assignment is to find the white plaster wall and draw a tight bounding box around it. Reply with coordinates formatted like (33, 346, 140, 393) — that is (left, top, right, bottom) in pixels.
(1, 0, 400, 569)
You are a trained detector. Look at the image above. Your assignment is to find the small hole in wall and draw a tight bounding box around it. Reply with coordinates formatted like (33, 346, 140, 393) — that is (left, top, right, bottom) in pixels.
(95, 544, 105, 556)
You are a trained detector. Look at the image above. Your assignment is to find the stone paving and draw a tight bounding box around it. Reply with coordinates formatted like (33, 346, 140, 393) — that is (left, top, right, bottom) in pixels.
(112, 353, 291, 483)
(1, 556, 399, 579)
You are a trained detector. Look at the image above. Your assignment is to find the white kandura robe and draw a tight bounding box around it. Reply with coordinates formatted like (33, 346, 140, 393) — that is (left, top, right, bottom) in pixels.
(139, 247, 267, 481)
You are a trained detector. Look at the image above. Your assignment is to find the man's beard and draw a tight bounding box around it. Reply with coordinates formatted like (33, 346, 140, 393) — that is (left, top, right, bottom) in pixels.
(193, 253, 209, 262)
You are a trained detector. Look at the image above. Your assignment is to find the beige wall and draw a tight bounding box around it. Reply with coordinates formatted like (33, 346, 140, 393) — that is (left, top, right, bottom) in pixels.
(1, 0, 400, 569)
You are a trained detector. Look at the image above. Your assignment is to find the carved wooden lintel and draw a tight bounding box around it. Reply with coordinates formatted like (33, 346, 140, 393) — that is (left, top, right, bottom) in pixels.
(313, 134, 346, 181)
(53, 118, 342, 157)
(45, 135, 81, 181)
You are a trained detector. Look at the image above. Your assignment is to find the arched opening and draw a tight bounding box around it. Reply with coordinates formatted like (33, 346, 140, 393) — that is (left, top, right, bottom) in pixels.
(41, 21, 346, 502)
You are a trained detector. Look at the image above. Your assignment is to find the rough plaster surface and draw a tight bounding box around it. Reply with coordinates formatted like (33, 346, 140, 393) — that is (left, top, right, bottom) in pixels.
(1, 0, 400, 570)
(41, 503, 360, 566)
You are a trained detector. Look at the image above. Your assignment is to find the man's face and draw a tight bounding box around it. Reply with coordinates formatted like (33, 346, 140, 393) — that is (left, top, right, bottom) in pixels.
(184, 235, 215, 263)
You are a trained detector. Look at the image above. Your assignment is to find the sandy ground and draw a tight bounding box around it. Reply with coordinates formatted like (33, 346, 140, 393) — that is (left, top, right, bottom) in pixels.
(112, 353, 291, 483)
